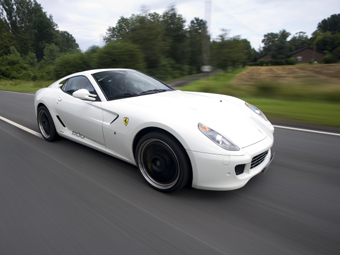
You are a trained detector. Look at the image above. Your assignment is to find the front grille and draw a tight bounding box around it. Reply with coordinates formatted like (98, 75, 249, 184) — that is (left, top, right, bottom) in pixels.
(251, 150, 268, 169)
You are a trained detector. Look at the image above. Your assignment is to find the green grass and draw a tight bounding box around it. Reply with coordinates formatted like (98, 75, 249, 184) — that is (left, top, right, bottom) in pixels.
(180, 68, 340, 129)
(164, 72, 207, 83)
(179, 68, 246, 94)
(0, 80, 51, 92)
(241, 97, 340, 128)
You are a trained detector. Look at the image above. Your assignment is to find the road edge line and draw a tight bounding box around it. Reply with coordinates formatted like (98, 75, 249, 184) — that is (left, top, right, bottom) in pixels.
(273, 125, 340, 137)
(0, 116, 42, 138)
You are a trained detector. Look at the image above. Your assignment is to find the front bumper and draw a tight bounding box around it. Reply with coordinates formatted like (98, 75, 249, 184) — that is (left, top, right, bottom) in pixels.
(188, 136, 274, 191)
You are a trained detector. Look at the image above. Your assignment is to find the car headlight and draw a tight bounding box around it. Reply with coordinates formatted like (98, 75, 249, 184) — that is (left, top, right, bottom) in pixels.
(245, 102, 268, 121)
(198, 123, 240, 151)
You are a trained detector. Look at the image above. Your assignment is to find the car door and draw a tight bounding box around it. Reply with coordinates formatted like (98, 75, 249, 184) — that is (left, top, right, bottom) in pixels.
(56, 75, 105, 146)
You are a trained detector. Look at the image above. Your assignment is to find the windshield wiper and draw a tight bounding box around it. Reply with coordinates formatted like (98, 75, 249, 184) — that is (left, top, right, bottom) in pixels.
(109, 93, 139, 100)
(139, 89, 170, 96)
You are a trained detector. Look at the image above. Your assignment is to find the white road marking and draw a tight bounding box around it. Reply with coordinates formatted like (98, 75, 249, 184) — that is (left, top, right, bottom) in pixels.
(274, 125, 340, 137)
(0, 116, 42, 138)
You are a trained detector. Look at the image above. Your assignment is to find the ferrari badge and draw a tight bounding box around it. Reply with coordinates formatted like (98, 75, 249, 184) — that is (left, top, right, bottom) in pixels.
(123, 117, 129, 126)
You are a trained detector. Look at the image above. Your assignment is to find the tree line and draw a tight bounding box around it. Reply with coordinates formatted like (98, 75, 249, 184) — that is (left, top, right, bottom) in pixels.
(0, 0, 339, 81)
(0, 1, 254, 81)
(0, 0, 79, 80)
(258, 14, 340, 64)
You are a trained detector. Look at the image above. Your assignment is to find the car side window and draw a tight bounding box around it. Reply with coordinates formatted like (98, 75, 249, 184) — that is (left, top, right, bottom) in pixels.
(62, 76, 99, 100)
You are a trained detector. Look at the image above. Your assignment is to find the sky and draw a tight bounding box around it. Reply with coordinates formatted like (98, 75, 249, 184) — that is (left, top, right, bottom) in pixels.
(37, 0, 340, 51)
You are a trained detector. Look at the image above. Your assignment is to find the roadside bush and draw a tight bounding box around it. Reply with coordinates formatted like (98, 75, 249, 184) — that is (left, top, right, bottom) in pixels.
(270, 59, 286, 65)
(54, 53, 92, 79)
(0, 46, 36, 79)
(18, 71, 35, 80)
(259, 60, 269, 66)
(332, 46, 340, 62)
(323, 54, 336, 64)
(269, 59, 277, 65)
(253, 81, 281, 96)
(148, 57, 174, 80)
(94, 42, 146, 72)
(286, 57, 297, 65)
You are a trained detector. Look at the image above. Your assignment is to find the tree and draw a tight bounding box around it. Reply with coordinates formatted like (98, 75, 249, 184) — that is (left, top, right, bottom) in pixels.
(42, 43, 60, 65)
(289, 31, 309, 51)
(32, 10, 56, 60)
(317, 14, 340, 34)
(55, 30, 80, 54)
(262, 32, 279, 55)
(94, 42, 146, 71)
(311, 14, 340, 61)
(315, 32, 333, 52)
(0, 0, 79, 60)
(187, 17, 207, 72)
(0, 46, 31, 79)
(0, 16, 16, 56)
(162, 5, 187, 65)
(104, 16, 134, 42)
(211, 30, 252, 70)
(311, 30, 340, 52)
(24, 51, 37, 67)
(54, 53, 91, 79)
(104, 12, 166, 71)
(0, 0, 34, 55)
(261, 29, 291, 59)
(103, 5, 198, 78)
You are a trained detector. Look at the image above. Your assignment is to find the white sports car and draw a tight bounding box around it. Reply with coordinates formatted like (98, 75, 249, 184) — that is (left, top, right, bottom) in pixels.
(34, 69, 274, 192)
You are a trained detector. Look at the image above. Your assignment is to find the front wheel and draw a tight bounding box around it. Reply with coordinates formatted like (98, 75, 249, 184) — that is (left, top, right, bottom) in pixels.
(37, 106, 58, 142)
(135, 131, 191, 192)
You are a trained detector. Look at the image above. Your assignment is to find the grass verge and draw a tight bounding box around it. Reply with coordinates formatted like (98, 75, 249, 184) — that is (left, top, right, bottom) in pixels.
(0, 80, 51, 92)
(241, 97, 340, 128)
(180, 68, 340, 129)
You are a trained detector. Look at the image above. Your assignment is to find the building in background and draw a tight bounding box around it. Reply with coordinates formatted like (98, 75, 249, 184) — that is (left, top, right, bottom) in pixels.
(258, 47, 326, 63)
(291, 47, 325, 63)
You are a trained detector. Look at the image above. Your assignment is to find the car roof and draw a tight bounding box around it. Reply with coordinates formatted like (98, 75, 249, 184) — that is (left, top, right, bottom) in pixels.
(49, 68, 135, 88)
(71, 68, 133, 76)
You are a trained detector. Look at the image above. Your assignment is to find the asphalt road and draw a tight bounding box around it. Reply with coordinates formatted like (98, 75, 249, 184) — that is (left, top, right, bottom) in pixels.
(0, 91, 340, 255)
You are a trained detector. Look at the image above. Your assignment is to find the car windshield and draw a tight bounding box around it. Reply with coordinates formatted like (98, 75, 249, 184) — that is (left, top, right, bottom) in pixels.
(92, 70, 174, 101)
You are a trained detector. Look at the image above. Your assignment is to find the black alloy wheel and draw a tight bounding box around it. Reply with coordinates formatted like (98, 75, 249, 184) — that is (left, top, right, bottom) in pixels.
(136, 131, 191, 192)
(37, 106, 58, 141)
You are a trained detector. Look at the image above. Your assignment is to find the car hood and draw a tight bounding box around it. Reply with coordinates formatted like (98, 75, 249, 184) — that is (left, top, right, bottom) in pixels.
(122, 90, 268, 148)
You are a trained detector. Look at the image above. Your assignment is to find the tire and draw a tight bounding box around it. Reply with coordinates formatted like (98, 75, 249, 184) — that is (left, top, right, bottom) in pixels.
(37, 106, 58, 142)
(135, 131, 191, 192)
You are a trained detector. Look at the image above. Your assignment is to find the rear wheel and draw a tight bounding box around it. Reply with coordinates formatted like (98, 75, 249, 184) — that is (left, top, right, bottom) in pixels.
(135, 131, 191, 192)
(37, 106, 58, 142)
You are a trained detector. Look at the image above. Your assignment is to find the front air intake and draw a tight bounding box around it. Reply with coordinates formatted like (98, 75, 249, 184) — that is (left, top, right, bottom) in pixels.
(235, 164, 245, 175)
(251, 150, 268, 169)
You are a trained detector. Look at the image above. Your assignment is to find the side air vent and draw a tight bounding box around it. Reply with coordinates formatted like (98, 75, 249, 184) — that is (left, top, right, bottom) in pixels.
(110, 115, 119, 124)
(56, 115, 66, 127)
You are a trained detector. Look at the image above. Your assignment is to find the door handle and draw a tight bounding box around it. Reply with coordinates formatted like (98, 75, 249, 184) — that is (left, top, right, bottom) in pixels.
(58, 97, 62, 102)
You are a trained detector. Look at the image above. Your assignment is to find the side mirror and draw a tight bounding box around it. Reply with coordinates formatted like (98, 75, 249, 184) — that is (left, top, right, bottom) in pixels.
(72, 89, 97, 101)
